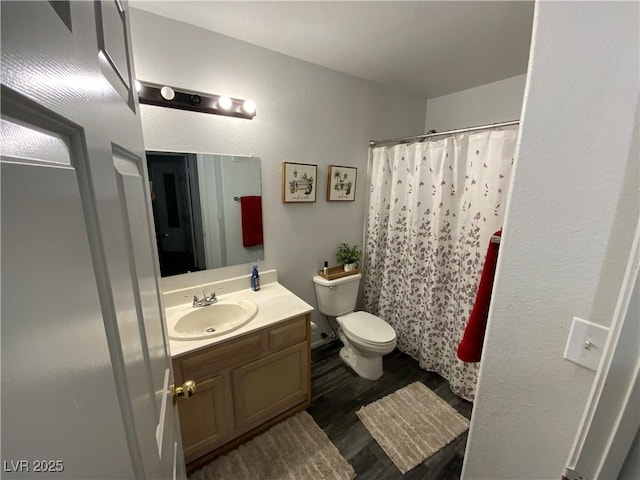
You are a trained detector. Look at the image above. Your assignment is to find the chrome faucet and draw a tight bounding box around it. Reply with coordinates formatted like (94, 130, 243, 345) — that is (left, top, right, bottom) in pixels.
(185, 291, 217, 307)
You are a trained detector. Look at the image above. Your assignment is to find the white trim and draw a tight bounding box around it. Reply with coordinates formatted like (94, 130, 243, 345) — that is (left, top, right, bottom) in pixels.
(172, 441, 178, 480)
(600, 362, 639, 477)
(156, 368, 170, 458)
(564, 221, 640, 479)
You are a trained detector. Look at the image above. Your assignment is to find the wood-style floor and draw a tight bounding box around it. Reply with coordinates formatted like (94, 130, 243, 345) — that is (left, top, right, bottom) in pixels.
(307, 341, 473, 480)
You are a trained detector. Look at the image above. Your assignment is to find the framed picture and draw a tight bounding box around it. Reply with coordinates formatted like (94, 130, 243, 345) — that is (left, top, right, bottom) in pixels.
(282, 162, 317, 203)
(327, 165, 357, 201)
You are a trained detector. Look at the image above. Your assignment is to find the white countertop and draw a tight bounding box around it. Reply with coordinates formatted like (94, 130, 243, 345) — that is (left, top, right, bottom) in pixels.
(166, 281, 314, 358)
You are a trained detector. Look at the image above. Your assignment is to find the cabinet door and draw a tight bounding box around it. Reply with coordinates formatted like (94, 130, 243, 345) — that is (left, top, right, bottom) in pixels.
(232, 343, 309, 432)
(179, 374, 231, 463)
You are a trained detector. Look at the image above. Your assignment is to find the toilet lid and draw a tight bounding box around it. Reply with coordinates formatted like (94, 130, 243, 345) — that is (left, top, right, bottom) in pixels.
(339, 311, 396, 344)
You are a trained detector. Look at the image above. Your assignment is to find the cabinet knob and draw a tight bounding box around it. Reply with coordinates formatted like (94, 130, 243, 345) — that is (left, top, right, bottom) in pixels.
(172, 380, 197, 403)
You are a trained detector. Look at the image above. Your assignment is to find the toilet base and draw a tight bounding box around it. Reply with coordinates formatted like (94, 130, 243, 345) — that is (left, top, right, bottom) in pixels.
(338, 344, 384, 381)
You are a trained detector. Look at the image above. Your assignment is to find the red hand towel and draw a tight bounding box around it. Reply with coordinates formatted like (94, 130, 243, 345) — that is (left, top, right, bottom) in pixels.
(240, 196, 263, 247)
(457, 229, 502, 363)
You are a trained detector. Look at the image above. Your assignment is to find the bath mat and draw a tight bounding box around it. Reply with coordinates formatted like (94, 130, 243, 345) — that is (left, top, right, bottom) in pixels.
(191, 411, 355, 480)
(356, 382, 469, 474)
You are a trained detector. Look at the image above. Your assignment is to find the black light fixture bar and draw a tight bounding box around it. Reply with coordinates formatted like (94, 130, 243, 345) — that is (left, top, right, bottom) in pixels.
(137, 81, 256, 120)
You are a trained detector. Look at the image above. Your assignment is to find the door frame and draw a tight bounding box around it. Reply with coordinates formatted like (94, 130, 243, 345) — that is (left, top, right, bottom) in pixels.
(564, 220, 640, 479)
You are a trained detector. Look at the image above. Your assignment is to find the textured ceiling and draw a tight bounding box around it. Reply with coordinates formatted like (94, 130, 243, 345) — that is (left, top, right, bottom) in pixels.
(130, 1, 534, 99)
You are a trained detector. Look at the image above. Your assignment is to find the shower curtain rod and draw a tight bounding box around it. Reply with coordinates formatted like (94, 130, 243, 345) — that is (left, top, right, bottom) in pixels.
(369, 119, 520, 148)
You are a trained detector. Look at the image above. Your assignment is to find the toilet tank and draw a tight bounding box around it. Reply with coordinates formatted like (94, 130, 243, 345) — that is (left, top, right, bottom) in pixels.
(312, 273, 361, 316)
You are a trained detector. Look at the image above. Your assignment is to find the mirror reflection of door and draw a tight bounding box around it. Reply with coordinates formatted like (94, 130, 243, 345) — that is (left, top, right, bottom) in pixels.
(146, 151, 264, 277)
(146, 152, 205, 276)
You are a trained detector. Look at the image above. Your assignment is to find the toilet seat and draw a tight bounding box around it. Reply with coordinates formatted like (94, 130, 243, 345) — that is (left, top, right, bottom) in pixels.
(338, 311, 396, 346)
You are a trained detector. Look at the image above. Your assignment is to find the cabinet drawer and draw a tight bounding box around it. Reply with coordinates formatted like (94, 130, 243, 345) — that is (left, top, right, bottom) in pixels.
(269, 316, 307, 352)
(178, 332, 268, 383)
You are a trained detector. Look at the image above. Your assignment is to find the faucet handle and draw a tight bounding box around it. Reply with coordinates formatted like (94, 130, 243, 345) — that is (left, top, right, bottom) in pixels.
(202, 291, 217, 302)
(184, 294, 199, 305)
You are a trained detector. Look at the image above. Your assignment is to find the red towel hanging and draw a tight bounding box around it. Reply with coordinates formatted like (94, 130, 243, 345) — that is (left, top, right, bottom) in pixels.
(457, 229, 502, 363)
(240, 196, 263, 247)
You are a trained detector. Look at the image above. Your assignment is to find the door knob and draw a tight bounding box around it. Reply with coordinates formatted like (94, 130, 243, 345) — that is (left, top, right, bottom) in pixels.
(171, 380, 196, 403)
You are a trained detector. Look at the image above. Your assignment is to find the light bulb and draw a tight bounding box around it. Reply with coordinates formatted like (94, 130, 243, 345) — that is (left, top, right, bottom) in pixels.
(242, 99, 256, 115)
(135, 80, 142, 93)
(160, 86, 175, 101)
(217, 96, 232, 110)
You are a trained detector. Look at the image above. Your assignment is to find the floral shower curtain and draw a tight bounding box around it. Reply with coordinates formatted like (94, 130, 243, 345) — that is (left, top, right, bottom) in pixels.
(363, 129, 518, 401)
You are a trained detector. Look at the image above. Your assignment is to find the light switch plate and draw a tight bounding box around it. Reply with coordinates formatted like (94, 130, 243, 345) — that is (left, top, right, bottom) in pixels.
(563, 317, 609, 371)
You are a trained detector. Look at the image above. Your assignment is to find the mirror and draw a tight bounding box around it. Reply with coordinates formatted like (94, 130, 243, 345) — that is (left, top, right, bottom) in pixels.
(146, 151, 263, 277)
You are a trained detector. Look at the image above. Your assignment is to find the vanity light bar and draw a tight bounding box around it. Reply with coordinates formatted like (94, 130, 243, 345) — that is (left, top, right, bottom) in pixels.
(136, 81, 256, 120)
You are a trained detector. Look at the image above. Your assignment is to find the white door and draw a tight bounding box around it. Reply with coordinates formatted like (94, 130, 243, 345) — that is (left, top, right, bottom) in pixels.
(1, 2, 185, 479)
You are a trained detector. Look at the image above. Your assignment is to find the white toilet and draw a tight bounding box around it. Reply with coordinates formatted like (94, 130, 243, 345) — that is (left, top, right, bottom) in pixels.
(313, 273, 396, 380)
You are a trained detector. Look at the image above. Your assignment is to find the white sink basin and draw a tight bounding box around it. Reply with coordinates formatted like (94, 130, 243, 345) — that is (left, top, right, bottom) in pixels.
(169, 299, 258, 340)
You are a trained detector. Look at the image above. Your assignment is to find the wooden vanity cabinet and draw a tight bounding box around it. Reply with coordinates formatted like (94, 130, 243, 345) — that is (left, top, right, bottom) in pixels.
(172, 313, 311, 469)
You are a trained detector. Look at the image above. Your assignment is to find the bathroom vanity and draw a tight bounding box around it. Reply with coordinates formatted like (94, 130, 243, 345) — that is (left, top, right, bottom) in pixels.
(164, 271, 313, 471)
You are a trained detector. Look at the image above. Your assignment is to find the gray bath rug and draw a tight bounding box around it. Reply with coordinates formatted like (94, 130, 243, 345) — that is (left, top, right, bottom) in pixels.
(191, 411, 355, 480)
(356, 382, 469, 474)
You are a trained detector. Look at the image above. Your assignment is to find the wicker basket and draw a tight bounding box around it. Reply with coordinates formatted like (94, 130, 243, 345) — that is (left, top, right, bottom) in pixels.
(317, 265, 360, 281)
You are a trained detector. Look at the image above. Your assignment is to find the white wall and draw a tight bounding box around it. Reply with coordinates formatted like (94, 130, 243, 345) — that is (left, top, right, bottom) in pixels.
(129, 10, 426, 342)
(424, 74, 526, 132)
(220, 156, 263, 266)
(196, 154, 263, 269)
(463, 2, 639, 479)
